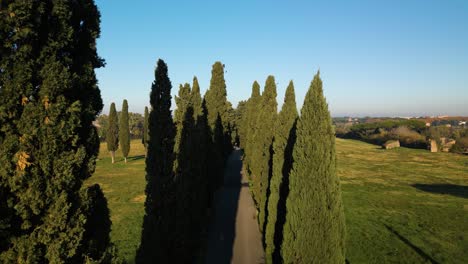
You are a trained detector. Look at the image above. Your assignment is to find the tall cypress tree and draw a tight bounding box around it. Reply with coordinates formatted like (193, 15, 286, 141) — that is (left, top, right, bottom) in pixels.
(204, 61, 228, 131)
(243, 81, 261, 170)
(191, 77, 203, 119)
(204, 61, 230, 189)
(142, 106, 149, 156)
(190, 76, 210, 244)
(282, 72, 346, 263)
(265, 81, 298, 264)
(137, 59, 176, 263)
(174, 83, 192, 262)
(250, 76, 277, 236)
(0, 0, 115, 262)
(107, 102, 119, 164)
(119, 99, 130, 163)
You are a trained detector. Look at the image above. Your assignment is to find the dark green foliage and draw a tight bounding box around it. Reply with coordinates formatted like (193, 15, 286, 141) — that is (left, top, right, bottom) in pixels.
(204, 62, 228, 131)
(350, 119, 426, 132)
(97, 114, 109, 140)
(204, 61, 232, 190)
(282, 72, 346, 263)
(191, 77, 203, 119)
(107, 102, 119, 163)
(80, 184, 112, 261)
(243, 81, 261, 170)
(119, 99, 130, 162)
(342, 119, 428, 149)
(142, 106, 149, 153)
(173, 83, 194, 258)
(0, 0, 115, 262)
(250, 76, 277, 236)
(265, 81, 298, 263)
(232, 100, 247, 146)
(137, 59, 176, 263)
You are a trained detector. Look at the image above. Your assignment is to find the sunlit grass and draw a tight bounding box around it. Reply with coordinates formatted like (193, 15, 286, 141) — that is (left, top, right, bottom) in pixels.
(337, 138, 468, 263)
(86, 140, 146, 264)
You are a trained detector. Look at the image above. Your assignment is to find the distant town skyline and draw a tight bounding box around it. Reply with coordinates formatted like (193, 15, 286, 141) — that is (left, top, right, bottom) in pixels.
(95, 0, 468, 116)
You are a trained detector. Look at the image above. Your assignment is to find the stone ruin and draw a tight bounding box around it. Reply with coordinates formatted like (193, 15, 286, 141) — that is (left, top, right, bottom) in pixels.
(383, 140, 400, 149)
(428, 137, 456, 153)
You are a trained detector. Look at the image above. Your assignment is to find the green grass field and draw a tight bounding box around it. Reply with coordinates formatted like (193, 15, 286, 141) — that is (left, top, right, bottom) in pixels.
(85, 140, 146, 263)
(87, 139, 468, 263)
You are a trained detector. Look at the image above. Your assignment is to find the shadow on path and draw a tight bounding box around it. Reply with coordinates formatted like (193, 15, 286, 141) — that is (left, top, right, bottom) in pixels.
(411, 183, 468, 199)
(205, 149, 265, 264)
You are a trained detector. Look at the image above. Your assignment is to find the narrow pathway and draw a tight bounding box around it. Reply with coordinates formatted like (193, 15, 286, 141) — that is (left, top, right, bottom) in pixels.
(205, 149, 265, 264)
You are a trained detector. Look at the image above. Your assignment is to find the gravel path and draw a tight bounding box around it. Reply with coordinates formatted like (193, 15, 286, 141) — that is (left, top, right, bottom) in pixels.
(205, 149, 265, 264)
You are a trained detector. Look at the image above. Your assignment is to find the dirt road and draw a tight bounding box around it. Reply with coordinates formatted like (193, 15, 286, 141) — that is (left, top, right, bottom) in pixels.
(205, 149, 265, 264)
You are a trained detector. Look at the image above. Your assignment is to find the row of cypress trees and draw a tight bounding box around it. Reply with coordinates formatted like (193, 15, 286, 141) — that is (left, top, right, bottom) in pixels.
(105, 100, 131, 163)
(239, 73, 346, 263)
(137, 60, 233, 263)
(0, 0, 120, 262)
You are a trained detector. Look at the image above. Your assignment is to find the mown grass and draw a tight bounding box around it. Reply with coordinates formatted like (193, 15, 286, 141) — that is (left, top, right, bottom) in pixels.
(85, 140, 146, 264)
(337, 138, 468, 263)
(87, 139, 468, 263)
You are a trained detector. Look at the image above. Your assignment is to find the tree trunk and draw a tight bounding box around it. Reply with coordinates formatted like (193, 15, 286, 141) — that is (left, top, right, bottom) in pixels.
(124, 157, 127, 163)
(111, 151, 115, 164)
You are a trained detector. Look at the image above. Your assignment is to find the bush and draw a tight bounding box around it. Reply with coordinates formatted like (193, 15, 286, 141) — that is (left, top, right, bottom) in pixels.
(451, 137, 468, 154)
(391, 126, 427, 149)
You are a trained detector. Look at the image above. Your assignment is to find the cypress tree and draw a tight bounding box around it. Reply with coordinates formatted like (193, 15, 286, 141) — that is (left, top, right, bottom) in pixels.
(265, 81, 298, 264)
(282, 72, 346, 263)
(142, 106, 149, 156)
(174, 84, 192, 127)
(204, 62, 228, 131)
(190, 76, 210, 241)
(173, 83, 193, 262)
(191, 77, 203, 119)
(0, 0, 115, 262)
(119, 99, 130, 163)
(250, 76, 277, 236)
(137, 59, 176, 263)
(107, 102, 119, 164)
(243, 81, 261, 170)
(204, 61, 231, 189)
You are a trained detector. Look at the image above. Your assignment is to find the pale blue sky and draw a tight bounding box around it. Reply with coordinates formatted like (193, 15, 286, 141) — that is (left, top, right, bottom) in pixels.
(95, 0, 468, 117)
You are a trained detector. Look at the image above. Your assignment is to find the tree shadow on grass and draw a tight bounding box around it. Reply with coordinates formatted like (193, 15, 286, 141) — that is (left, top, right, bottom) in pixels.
(128, 155, 145, 162)
(411, 183, 468, 199)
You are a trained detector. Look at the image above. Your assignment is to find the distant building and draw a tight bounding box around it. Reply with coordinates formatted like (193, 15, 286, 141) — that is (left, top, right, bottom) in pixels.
(425, 122, 431, 127)
(459, 121, 466, 126)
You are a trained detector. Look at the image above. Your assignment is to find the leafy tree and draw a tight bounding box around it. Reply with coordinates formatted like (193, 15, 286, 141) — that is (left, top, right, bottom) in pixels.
(265, 81, 298, 263)
(128, 112, 144, 138)
(107, 102, 119, 164)
(137, 59, 176, 263)
(96, 114, 109, 141)
(119, 99, 130, 163)
(142, 106, 149, 155)
(282, 72, 346, 263)
(250, 76, 277, 236)
(0, 0, 116, 262)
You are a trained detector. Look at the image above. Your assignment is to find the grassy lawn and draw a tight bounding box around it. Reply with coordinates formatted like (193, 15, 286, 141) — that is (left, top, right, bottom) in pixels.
(87, 139, 468, 263)
(85, 140, 146, 264)
(337, 138, 468, 263)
